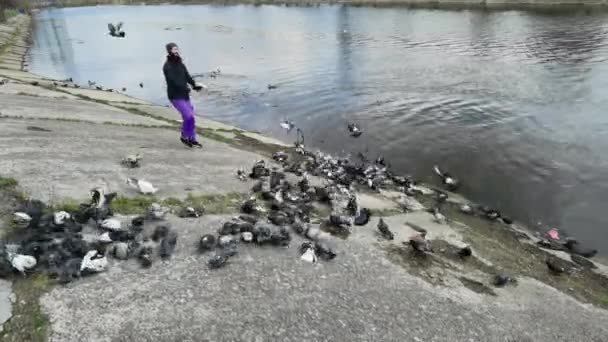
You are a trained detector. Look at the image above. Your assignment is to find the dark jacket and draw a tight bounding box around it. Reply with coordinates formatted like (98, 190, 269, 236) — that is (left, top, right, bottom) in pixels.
(163, 58, 196, 100)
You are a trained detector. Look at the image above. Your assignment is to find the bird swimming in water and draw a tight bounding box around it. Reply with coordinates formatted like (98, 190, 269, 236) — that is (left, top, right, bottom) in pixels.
(121, 153, 142, 168)
(377, 219, 394, 240)
(347, 123, 362, 137)
(126, 178, 158, 195)
(107, 22, 126, 38)
(267, 84, 278, 90)
(280, 120, 295, 133)
(433, 165, 460, 191)
(563, 239, 597, 259)
(139, 82, 144, 88)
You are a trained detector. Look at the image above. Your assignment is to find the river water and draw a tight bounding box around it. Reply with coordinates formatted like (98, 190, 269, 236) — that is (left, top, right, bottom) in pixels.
(27, 4, 608, 253)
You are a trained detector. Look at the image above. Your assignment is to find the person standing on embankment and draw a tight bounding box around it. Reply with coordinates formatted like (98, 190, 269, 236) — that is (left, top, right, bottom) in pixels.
(163, 42, 204, 148)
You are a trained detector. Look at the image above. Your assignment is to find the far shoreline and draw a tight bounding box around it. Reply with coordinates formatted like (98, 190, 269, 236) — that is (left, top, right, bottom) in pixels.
(34, 0, 608, 13)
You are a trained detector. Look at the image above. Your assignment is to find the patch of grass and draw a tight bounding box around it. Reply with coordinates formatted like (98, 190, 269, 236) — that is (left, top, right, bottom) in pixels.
(111, 195, 158, 215)
(0, 176, 18, 190)
(0, 274, 52, 342)
(3, 9, 19, 21)
(50, 198, 80, 213)
(108, 192, 245, 215)
(181, 192, 245, 214)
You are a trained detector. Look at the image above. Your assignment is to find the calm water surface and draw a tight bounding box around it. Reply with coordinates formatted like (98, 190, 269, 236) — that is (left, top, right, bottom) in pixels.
(28, 5, 608, 254)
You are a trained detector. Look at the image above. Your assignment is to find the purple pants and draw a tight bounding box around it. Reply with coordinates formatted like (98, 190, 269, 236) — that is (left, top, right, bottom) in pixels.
(171, 99, 197, 141)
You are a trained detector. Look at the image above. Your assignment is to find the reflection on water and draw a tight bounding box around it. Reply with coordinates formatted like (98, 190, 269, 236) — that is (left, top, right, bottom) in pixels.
(28, 5, 608, 254)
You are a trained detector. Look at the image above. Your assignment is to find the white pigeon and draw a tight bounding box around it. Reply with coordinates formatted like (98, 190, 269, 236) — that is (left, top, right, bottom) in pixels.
(100, 218, 122, 231)
(8, 252, 37, 274)
(300, 247, 318, 264)
(80, 250, 108, 273)
(53, 211, 71, 225)
(97, 232, 113, 243)
(126, 178, 158, 195)
(13, 212, 32, 227)
(241, 232, 254, 243)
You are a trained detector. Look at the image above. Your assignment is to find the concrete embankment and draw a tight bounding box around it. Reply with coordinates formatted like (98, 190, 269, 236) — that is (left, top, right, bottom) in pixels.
(2, 14, 608, 342)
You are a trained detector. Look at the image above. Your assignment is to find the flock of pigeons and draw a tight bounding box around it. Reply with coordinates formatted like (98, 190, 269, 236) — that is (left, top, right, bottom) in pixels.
(0, 114, 600, 285)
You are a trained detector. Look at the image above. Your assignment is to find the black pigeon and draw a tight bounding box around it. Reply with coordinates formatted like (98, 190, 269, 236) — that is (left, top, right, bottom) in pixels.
(240, 198, 258, 214)
(377, 219, 394, 240)
(249, 160, 270, 179)
(408, 234, 432, 254)
(208, 253, 228, 269)
(493, 274, 516, 287)
(131, 216, 145, 228)
(458, 246, 472, 258)
(563, 239, 597, 259)
(315, 241, 337, 261)
(138, 246, 153, 268)
(546, 257, 568, 274)
(354, 208, 371, 226)
(239, 214, 258, 224)
(159, 230, 178, 259)
(199, 234, 216, 252)
(152, 225, 170, 242)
